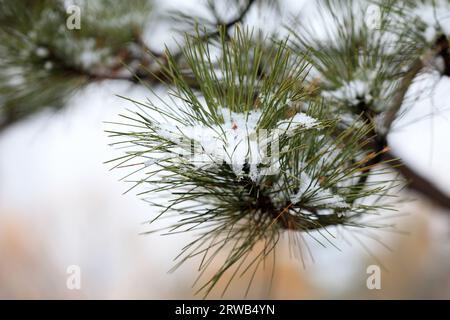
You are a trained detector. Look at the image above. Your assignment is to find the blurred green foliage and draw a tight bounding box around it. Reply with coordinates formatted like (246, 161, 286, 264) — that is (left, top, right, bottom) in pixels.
(0, 0, 153, 130)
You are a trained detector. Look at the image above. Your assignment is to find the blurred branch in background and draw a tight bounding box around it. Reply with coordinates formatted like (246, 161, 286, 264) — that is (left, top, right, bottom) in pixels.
(0, 0, 153, 130)
(0, 0, 450, 208)
(103, 0, 450, 294)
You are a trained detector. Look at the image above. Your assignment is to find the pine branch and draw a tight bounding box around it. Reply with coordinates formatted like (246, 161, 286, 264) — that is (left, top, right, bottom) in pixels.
(287, 0, 450, 211)
(108, 28, 397, 296)
(0, 0, 264, 134)
(383, 57, 424, 131)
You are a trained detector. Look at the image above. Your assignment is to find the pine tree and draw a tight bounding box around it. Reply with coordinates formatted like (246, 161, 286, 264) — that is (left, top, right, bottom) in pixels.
(1, 0, 450, 296)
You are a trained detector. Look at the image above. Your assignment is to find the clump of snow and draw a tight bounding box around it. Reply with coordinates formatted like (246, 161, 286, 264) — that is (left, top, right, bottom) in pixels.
(322, 79, 373, 106)
(76, 38, 111, 70)
(155, 108, 263, 180)
(44, 61, 53, 70)
(155, 107, 319, 182)
(277, 113, 319, 134)
(309, 190, 349, 209)
(4, 67, 26, 87)
(289, 171, 314, 204)
(150, 106, 353, 214)
(289, 171, 349, 211)
(258, 91, 295, 107)
(35, 47, 49, 58)
(321, 66, 396, 113)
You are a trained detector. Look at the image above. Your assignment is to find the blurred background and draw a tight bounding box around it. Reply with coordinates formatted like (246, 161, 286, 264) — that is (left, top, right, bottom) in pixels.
(1, 0, 450, 299)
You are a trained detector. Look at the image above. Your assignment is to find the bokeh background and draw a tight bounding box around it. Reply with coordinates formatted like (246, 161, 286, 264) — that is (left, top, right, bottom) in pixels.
(1, 0, 450, 299)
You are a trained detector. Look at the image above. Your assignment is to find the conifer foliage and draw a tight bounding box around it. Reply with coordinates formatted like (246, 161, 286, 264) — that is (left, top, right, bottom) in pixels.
(107, 29, 397, 295)
(0, 0, 152, 130)
(1, 0, 450, 296)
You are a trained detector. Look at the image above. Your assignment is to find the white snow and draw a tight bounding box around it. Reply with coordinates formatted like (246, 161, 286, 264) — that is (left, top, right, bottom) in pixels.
(322, 79, 373, 106)
(76, 38, 111, 70)
(1, 0, 450, 300)
(154, 107, 319, 183)
(289, 171, 349, 211)
(44, 61, 53, 70)
(35, 47, 49, 58)
(152, 106, 352, 212)
(277, 113, 319, 134)
(5, 67, 26, 87)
